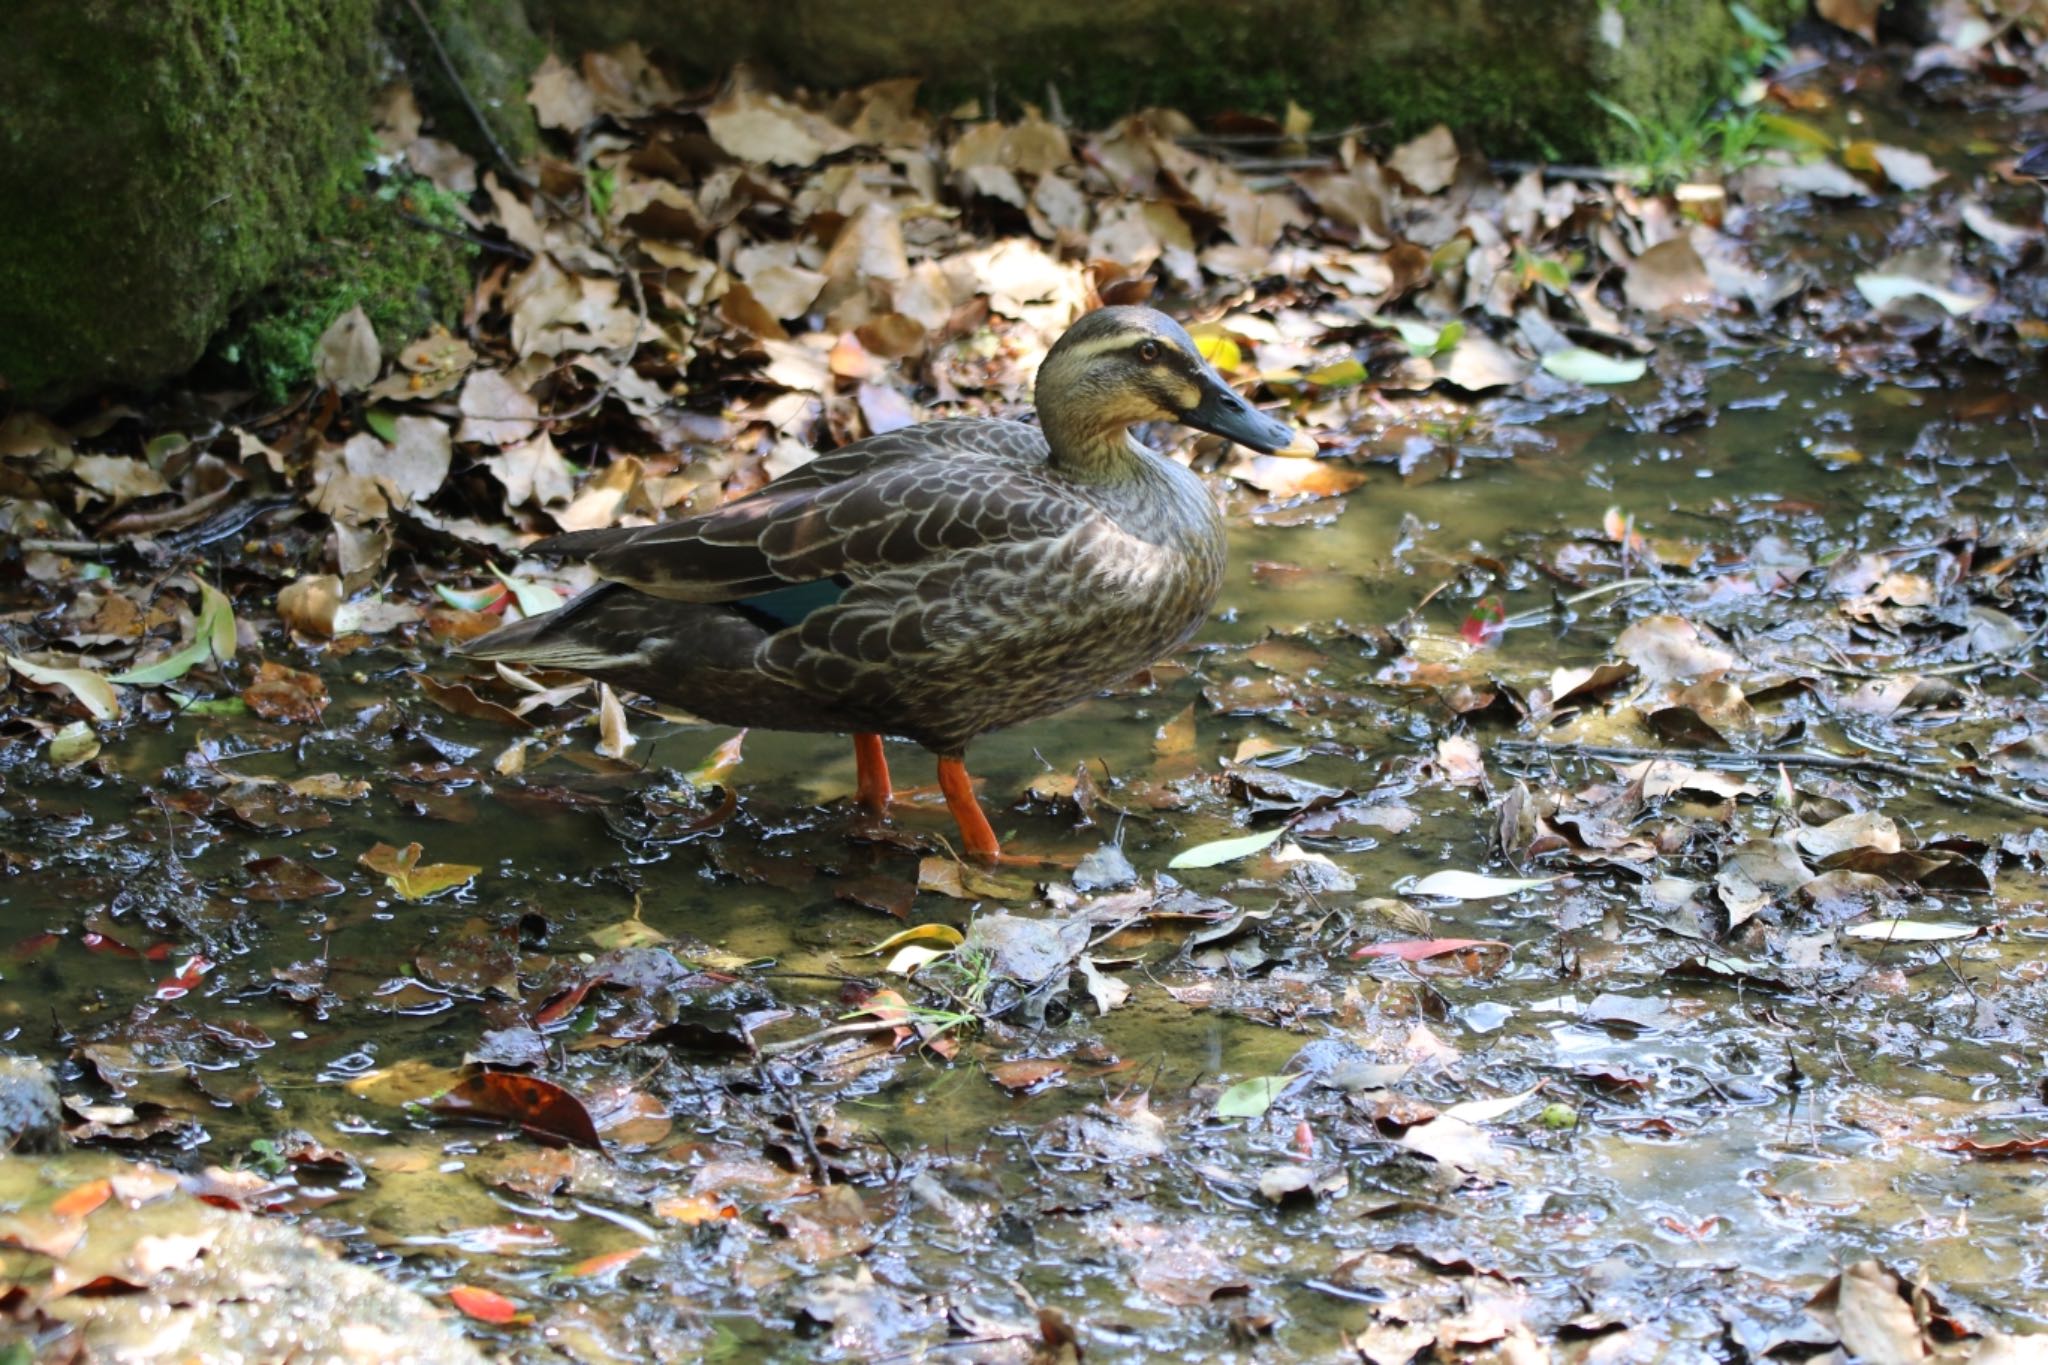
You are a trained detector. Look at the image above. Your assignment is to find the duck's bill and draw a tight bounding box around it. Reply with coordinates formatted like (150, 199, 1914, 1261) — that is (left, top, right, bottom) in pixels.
(1182, 378, 1299, 455)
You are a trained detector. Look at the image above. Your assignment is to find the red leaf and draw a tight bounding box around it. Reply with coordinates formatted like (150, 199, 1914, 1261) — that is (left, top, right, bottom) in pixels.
(566, 1247, 646, 1279)
(1351, 938, 1512, 976)
(1459, 595, 1506, 648)
(1943, 1136, 2048, 1158)
(49, 1179, 112, 1220)
(449, 1284, 521, 1323)
(433, 1071, 604, 1150)
(154, 955, 214, 1000)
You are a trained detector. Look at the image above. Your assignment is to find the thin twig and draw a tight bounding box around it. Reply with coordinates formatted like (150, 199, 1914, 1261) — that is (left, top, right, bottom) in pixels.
(1489, 159, 1640, 185)
(1804, 616, 2048, 681)
(396, 210, 534, 260)
(758, 1060, 831, 1186)
(1494, 739, 2048, 815)
(400, 0, 534, 189)
(755, 1017, 906, 1058)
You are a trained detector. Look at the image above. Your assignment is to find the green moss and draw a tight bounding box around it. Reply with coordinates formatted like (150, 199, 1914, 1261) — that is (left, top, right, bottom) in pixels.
(223, 169, 476, 402)
(529, 0, 1796, 164)
(0, 0, 384, 404)
(385, 0, 545, 164)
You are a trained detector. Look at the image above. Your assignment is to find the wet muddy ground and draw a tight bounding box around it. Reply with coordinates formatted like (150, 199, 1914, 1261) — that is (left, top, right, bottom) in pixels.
(4, 24, 2048, 1365)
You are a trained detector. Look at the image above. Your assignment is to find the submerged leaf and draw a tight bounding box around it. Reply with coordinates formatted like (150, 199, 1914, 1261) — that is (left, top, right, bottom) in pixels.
(360, 842, 481, 900)
(1215, 1074, 1299, 1119)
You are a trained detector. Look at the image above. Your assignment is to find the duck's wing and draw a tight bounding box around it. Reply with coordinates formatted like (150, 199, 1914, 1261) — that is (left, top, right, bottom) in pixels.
(531, 420, 1084, 602)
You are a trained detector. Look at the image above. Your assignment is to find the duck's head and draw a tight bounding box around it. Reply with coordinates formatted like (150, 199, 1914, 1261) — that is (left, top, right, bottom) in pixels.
(1036, 306, 1297, 459)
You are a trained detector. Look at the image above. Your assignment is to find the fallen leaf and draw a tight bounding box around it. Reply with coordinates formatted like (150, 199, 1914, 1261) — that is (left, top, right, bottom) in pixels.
(316, 305, 381, 393)
(360, 842, 481, 900)
(1215, 1074, 1301, 1119)
(1540, 347, 1647, 385)
(1404, 871, 1557, 901)
(240, 660, 329, 724)
(1842, 919, 1982, 943)
(1388, 123, 1459, 194)
(449, 1284, 523, 1324)
(1167, 827, 1286, 869)
(1352, 938, 1511, 975)
(7, 655, 121, 721)
(434, 1071, 604, 1150)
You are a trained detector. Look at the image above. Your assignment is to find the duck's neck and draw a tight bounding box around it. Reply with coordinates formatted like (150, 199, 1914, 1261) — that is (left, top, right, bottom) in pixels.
(1038, 395, 1144, 483)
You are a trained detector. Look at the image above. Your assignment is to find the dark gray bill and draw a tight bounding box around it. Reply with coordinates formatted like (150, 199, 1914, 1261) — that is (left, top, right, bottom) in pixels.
(1181, 373, 1296, 455)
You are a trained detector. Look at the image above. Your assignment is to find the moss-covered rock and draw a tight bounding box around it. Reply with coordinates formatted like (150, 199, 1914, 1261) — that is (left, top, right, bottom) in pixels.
(221, 174, 476, 404)
(0, 0, 384, 405)
(387, 0, 546, 165)
(526, 0, 1799, 162)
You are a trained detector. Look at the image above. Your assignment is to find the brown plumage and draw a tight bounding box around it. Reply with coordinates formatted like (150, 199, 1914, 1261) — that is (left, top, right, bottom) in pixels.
(457, 306, 1296, 859)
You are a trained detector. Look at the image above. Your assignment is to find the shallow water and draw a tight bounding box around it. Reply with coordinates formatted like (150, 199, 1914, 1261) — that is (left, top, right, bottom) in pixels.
(8, 84, 2048, 1365)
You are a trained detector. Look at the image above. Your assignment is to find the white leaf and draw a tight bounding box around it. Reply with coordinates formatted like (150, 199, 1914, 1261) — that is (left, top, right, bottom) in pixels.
(1854, 272, 1990, 317)
(1405, 870, 1557, 901)
(1442, 1084, 1543, 1124)
(596, 683, 635, 760)
(1843, 919, 1980, 942)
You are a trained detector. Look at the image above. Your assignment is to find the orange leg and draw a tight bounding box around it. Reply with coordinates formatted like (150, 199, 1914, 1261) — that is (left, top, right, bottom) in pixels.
(935, 754, 1002, 862)
(853, 732, 892, 815)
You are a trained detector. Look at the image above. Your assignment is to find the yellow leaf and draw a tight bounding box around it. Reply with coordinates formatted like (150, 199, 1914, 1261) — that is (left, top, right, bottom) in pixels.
(1304, 357, 1368, 388)
(360, 842, 481, 901)
(343, 1058, 466, 1105)
(1153, 702, 1197, 759)
(1188, 326, 1242, 372)
(852, 923, 966, 956)
(685, 731, 747, 788)
(6, 655, 121, 721)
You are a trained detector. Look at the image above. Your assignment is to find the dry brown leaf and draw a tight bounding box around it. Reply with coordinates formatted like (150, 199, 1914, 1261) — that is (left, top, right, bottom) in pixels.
(1816, 0, 1882, 42)
(457, 369, 540, 447)
(1624, 238, 1715, 316)
(70, 455, 168, 504)
(485, 432, 575, 512)
(1614, 615, 1737, 685)
(527, 51, 598, 132)
(278, 575, 343, 637)
(1388, 124, 1459, 195)
(315, 306, 381, 394)
(703, 87, 855, 167)
(596, 683, 635, 760)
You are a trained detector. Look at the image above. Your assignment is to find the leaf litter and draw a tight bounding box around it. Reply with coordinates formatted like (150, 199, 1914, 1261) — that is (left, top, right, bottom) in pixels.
(3, 11, 2048, 1362)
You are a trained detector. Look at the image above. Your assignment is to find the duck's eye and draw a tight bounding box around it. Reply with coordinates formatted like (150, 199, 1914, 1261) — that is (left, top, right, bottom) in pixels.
(1136, 340, 1162, 363)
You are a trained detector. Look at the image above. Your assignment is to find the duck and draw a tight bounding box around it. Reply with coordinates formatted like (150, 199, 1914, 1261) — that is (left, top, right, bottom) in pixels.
(456, 306, 1297, 861)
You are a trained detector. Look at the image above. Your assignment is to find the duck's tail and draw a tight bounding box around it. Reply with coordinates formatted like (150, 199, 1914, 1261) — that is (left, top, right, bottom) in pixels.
(457, 582, 656, 672)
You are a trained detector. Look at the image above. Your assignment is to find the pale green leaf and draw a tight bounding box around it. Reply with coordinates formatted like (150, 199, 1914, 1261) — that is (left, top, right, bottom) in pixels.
(47, 720, 100, 768)
(1168, 826, 1286, 869)
(110, 578, 235, 686)
(1215, 1074, 1298, 1119)
(492, 566, 564, 618)
(1540, 348, 1648, 385)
